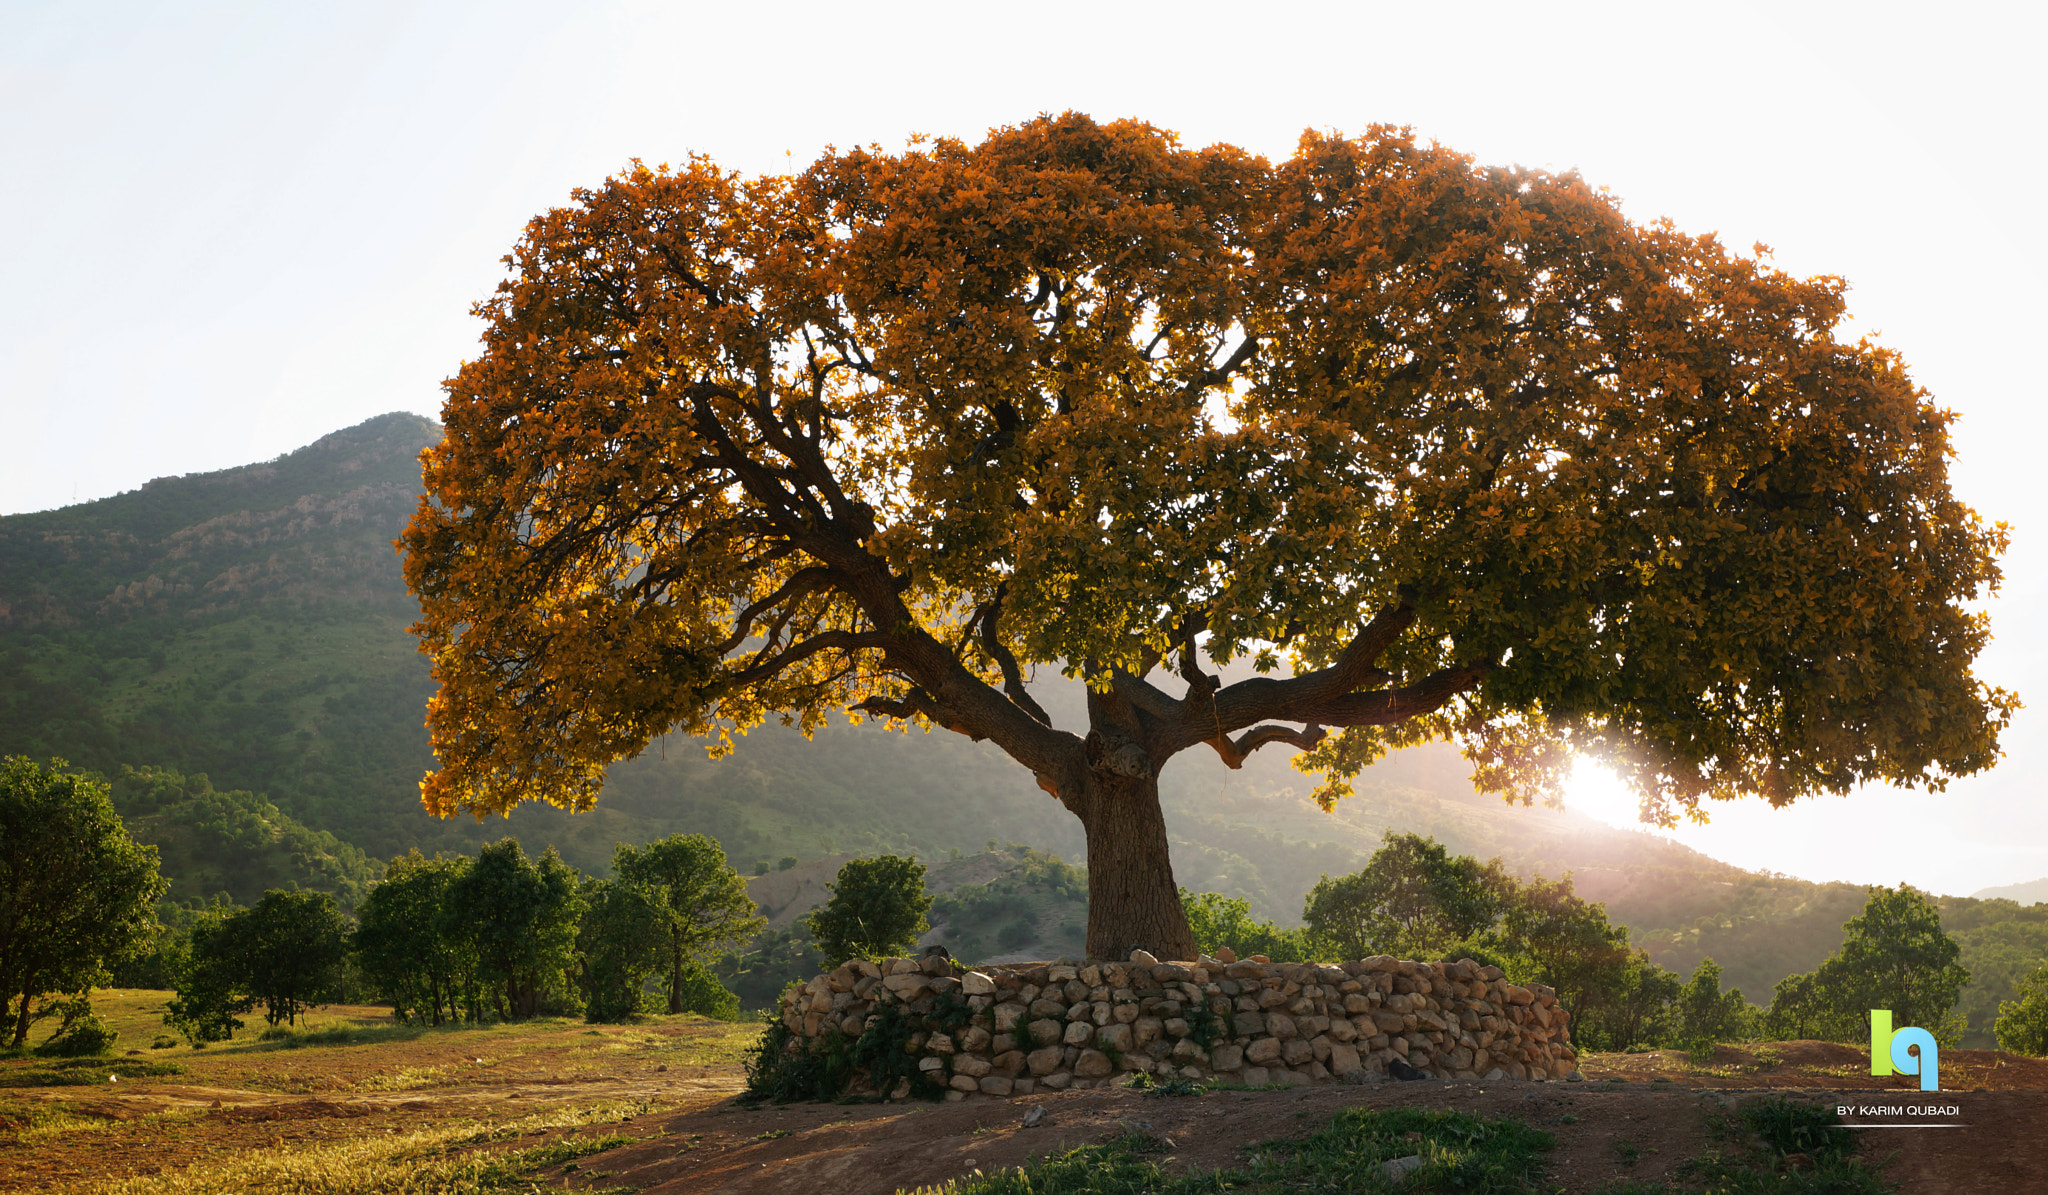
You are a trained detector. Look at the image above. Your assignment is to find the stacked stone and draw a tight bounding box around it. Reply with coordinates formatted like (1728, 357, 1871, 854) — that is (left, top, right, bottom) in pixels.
(777, 949, 1577, 1101)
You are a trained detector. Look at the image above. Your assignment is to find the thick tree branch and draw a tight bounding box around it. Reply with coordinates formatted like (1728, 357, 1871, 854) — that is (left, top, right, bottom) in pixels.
(1189, 593, 1417, 746)
(1207, 723, 1329, 769)
(1295, 661, 1495, 726)
(978, 585, 1053, 727)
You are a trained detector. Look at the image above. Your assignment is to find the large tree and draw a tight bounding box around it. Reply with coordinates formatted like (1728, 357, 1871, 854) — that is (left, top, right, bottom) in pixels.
(403, 115, 2013, 960)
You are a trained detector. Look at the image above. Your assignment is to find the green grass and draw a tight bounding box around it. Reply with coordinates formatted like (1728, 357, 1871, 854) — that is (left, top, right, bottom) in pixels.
(904, 1104, 1555, 1194)
(247, 1022, 427, 1050)
(1582, 1097, 1891, 1195)
(0, 1057, 186, 1087)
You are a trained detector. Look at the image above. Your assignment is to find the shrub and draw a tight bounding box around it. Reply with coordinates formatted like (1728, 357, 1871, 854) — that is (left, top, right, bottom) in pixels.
(32, 994, 118, 1058)
(1995, 964, 2048, 1055)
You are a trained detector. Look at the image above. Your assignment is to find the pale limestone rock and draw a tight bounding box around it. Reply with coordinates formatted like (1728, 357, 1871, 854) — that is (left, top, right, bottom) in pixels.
(1074, 1049, 1113, 1078)
(1329, 1042, 1361, 1075)
(962, 971, 996, 996)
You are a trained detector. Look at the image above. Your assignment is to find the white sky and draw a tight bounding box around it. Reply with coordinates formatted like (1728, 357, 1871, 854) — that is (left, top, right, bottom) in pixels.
(4, 0, 2043, 895)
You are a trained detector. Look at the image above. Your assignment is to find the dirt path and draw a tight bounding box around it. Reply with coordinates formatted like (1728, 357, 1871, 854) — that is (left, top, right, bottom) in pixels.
(10, 1030, 2048, 1193)
(564, 1079, 2048, 1195)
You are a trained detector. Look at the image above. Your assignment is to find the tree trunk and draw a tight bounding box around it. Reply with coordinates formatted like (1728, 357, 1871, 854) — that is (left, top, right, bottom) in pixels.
(11, 970, 35, 1048)
(1080, 772, 1196, 962)
(668, 939, 683, 1015)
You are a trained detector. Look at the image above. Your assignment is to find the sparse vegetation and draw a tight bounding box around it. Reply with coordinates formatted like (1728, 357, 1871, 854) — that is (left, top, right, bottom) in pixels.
(907, 1105, 1556, 1195)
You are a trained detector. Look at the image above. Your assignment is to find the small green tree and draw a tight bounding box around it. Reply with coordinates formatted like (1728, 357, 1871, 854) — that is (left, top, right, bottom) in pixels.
(576, 877, 666, 1022)
(165, 900, 255, 1044)
(1584, 951, 1682, 1053)
(1829, 885, 1969, 1041)
(1764, 885, 1970, 1045)
(1994, 964, 2048, 1056)
(1180, 889, 1309, 962)
(612, 834, 763, 1015)
(1496, 875, 1634, 1029)
(1763, 971, 1834, 1041)
(1671, 958, 1752, 1060)
(1302, 833, 1510, 961)
(442, 839, 584, 1020)
(354, 851, 475, 1025)
(238, 889, 352, 1027)
(0, 757, 167, 1046)
(807, 855, 933, 965)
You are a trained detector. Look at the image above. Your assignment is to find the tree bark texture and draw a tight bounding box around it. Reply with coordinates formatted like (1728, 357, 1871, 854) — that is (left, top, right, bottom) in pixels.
(1079, 772, 1196, 961)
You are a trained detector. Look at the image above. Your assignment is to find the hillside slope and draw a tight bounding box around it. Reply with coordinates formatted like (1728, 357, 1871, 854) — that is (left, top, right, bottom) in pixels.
(3, 414, 2042, 1044)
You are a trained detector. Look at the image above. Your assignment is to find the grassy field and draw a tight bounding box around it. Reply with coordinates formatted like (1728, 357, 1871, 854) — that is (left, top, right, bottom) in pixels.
(0, 990, 758, 1193)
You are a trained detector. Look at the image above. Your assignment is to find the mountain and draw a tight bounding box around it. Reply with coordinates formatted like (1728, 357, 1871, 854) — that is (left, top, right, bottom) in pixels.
(1973, 878, 2048, 907)
(4, 413, 2044, 1044)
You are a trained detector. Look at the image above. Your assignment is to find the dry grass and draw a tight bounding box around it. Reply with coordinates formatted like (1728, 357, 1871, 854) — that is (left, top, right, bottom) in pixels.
(0, 991, 760, 1193)
(61, 1100, 655, 1195)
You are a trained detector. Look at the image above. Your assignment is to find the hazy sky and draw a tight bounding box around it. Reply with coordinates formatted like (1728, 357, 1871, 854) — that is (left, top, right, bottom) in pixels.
(4, 0, 2043, 894)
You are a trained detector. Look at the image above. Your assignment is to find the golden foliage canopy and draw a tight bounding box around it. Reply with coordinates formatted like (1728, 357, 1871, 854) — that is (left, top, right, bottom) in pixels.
(403, 114, 2013, 833)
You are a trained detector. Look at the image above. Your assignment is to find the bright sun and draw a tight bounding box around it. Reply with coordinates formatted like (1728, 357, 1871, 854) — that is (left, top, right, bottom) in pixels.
(1563, 759, 1657, 832)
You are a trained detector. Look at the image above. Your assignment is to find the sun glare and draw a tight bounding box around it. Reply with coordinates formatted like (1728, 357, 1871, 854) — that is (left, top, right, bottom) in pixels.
(1563, 759, 1659, 832)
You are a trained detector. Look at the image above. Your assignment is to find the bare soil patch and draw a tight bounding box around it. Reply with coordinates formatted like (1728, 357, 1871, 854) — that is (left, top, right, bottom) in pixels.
(553, 1041, 2048, 1194)
(8, 1002, 2048, 1194)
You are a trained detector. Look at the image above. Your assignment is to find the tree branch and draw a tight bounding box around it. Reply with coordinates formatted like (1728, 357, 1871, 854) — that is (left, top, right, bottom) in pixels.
(1206, 723, 1329, 769)
(727, 630, 887, 688)
(979, 585, 1053, 726)
(712, 567, 840, 655)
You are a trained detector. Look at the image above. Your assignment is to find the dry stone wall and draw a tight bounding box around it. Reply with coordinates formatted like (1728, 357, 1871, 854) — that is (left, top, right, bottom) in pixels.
(777, 949, 1578, 1101)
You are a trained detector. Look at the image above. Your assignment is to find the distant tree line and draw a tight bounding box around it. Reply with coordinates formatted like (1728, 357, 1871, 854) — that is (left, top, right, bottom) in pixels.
(167, 833, 764, 1042)
(9, 752, 2048, 1063)
(0, 757, 767, 1055)
(1180, 831, 2021, 1059)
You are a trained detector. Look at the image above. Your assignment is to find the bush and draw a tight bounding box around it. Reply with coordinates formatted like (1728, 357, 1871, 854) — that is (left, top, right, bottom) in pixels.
(1995, 964, 2048, 1055)
(998, 917, 1035, 951)
(673, 960, 741, 1021)
(32, 995, 117, 1058)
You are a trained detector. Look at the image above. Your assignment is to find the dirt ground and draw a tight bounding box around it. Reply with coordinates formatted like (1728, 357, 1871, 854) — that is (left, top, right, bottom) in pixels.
(9, 996, 2048, 1194)
(541, 1040, 2048, 1195)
